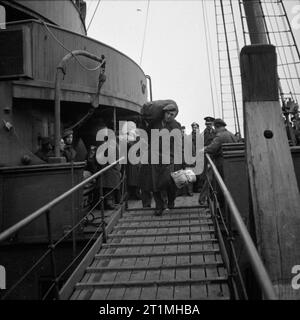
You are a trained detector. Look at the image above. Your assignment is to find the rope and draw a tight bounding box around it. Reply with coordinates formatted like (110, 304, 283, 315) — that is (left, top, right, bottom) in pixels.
(40, 19, 102, 72)
(139, 0, 150, 66)
(86, 0, 102, 32)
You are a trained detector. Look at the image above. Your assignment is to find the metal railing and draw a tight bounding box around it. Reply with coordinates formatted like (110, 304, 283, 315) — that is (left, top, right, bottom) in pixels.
(205, 153, 277, 300)
(0, 157, 126, 300)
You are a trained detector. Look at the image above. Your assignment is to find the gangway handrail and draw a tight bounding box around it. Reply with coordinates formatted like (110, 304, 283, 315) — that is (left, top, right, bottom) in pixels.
(206, 153, 277, 300)
(0, 157, 124, 243)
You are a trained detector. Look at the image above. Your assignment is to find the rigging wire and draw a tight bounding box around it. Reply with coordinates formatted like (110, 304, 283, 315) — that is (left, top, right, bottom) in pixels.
(86, 0, 102, 32)
(219, 0, 241, 135)
(203, 0, 222, 118)
(139, 0, 150, 66)
(277, 0, 300, 99)
(268, 0, 296, 97)
(202, 0, 216, 118)
(214, 0, 225, 119)
(229, 0, 243, 132)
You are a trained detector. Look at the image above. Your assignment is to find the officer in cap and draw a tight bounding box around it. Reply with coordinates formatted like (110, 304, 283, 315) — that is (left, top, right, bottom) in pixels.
(62, 129, 76, 162)
(203, 116, 216, 146)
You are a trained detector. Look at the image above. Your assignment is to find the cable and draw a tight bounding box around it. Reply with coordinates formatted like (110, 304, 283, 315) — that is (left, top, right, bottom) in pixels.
(86, 0, 102, 32)
(41, 19, 103, 72)
(139, 0, 150, 66)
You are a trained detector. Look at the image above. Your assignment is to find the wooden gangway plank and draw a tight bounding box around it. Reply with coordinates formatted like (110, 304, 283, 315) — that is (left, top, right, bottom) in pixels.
(95, 249, 220, 259)
(86, 262, 224, 273)
(114, 222, 214, 230)
(107, 229, 215, 238)
(101, 239, 218, 248)
(75, 277, 228, 289)
(62, 201, 230, 300)
(118, 216, 211, 223)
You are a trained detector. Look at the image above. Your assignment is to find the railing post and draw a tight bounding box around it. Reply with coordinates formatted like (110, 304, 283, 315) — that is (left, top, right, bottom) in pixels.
(99, 175, 106, 243)
(45, 210, 60, 300)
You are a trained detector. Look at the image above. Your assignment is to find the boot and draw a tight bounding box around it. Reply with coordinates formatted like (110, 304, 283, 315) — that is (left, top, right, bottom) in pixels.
(187, 183, 193, 196)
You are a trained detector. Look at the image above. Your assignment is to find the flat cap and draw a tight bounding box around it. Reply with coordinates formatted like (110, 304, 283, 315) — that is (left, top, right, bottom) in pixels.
(213, 118, 227, 127)
(62, 129, 73, 139)
(204, 116, 215, 123)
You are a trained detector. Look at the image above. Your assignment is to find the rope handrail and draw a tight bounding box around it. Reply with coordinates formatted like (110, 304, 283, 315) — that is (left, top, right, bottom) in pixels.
(205, 153, 277, 300)
(0, 157, 125, 243)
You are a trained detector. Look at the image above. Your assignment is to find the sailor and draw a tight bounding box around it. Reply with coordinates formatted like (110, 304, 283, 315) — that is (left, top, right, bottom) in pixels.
(62, 129, 76, 162)
(35, 137, 53, 162)
(203, 116, 216, 146)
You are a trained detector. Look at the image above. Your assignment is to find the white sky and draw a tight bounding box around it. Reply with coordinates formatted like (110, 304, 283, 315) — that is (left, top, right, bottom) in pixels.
(85, 0, 300, 134)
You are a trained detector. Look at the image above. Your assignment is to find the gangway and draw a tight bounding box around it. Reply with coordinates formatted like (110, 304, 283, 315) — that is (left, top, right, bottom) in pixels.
(64, 204, 230, 300)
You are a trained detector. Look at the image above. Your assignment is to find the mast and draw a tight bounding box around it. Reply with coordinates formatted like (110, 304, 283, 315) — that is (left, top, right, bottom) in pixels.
(242, 0, 268, 44)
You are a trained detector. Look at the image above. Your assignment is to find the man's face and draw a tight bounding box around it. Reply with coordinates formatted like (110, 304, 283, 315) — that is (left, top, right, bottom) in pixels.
(64, 134, 73, 145)
(205, 122, 213, 129)
(181, 128, 185, 135)
(192, 125, 199, 133)
(164, 111, 176, 123)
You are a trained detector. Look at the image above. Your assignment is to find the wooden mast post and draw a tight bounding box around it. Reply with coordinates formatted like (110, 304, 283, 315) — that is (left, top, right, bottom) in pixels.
(241, 44, 300, 299)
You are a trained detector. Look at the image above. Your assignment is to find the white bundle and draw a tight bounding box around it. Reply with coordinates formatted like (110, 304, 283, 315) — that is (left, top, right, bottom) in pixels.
(171, 169, 196, 189)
